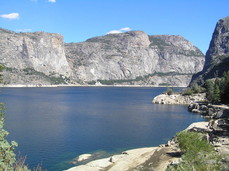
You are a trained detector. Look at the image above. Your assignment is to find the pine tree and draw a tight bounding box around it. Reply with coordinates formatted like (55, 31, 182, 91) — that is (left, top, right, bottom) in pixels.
(221, 71, 229, 104)
(205, 80, 215, 103)
(213, 78, 221, 104)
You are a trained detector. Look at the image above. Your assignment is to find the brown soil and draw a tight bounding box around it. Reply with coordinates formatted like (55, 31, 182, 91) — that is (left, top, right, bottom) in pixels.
(130, 147, 181, 171)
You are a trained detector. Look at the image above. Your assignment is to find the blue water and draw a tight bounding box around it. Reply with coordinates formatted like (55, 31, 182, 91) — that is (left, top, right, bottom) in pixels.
(0, 87, 205, 170)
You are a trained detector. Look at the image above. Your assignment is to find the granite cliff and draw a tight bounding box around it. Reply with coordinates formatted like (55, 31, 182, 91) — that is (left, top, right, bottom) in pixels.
(65, 31, 204, 86)
(191, 16, 229, 85)
(0, 28, 71, 85)
(0, 28, 204, 86)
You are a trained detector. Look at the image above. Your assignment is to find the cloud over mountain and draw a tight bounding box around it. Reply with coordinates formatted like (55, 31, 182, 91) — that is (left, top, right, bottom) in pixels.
(106, 27, 132, 34)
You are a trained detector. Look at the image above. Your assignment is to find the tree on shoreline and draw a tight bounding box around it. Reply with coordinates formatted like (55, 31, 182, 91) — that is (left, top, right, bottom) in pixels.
(221, 71, 229, 104)
(204, 71, 229, 104)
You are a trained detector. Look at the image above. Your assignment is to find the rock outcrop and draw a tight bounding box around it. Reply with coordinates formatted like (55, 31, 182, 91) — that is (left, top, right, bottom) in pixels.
(191, 16, 229, 85)
(65, 31, 204, 86)
(152, 93, 207, 105)
(0, 28, 71, 85)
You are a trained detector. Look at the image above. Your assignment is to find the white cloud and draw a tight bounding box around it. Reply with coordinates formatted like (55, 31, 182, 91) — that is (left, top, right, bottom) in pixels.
(106, 30, 122, 34)
(106, 27, 132, 35)
(15, 29, 32, 32)
(48, 0, 56, 3)
(0, 13, 19, 20)
(120, 27, 131, 31)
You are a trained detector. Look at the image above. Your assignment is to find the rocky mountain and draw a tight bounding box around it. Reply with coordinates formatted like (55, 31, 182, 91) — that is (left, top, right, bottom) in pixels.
(0, 28, 71, 85)
(191, 16, 229, 85)
(0, 28, 204, 86)
(65, 31, 204, 86)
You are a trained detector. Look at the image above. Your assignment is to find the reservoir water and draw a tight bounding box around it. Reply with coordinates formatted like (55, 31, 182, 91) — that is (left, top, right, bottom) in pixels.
(0, 87, 205, 170)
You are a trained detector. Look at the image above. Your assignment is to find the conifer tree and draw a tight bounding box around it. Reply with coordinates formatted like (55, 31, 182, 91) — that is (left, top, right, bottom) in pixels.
(213, 78, 221, 104)
(205, 79, 214, 103)
(221, 71, 229, 104)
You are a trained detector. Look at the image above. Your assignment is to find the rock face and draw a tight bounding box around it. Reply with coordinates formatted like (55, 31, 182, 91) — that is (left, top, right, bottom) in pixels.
(0, 28, 71, 85)
(65, 31, 204, 86)
(152, 93, 207, 105)
(0, 28, 204, 86)
(191, 16, 229, 85)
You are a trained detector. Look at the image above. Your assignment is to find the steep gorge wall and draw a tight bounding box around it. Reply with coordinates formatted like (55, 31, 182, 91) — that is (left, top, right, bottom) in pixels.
(0, 28, 71, 85)
(0, 28, 205, 86)
(191, 16, 229, 84)
(65, 31, 204, 86)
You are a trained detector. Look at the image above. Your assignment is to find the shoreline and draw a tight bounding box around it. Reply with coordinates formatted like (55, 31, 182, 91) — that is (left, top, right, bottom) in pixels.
(66, 93, 229, 171)
(65, 122, 211, 171)
(0, 84, 186, 88)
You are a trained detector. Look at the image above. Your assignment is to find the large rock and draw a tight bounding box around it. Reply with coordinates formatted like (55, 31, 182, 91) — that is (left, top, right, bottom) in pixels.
(152, 93, 206, 105)
(191, 16, 229, 85)
(65, 31, 204, 86)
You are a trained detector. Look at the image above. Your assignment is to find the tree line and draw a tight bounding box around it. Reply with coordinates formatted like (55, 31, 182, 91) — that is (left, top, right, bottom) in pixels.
(205, 71, 229, 104)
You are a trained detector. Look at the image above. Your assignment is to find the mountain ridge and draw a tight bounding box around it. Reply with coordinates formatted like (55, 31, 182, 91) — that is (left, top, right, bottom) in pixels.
(0, 28, 204, 86)
(191, 16, 229, 85)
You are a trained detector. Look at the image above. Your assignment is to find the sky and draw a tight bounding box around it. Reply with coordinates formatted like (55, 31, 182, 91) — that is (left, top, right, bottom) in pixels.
(0, 0, 228, 54)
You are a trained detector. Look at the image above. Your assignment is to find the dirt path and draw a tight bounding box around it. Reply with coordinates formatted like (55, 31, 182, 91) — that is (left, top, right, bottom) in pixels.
(130, 147, 181, 171)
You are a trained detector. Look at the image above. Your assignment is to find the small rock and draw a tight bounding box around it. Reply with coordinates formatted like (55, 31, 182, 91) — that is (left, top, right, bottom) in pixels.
(72, 154, 92, 164)
(122, 151, 128, 155)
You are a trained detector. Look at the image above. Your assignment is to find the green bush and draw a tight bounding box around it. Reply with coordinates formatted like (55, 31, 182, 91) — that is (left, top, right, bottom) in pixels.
(182, 84, 204, 96)
(166, 88, 174, 95)
(177, 131, 213, 153)
(182, 88, 194, 96)
(167, 131, 222, 171)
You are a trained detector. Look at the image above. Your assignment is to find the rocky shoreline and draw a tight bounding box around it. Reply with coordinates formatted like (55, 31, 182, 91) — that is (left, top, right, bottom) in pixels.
(65, 121, 229, 171)
(65, 93, 229, 171)
(152, 93, 207, 105)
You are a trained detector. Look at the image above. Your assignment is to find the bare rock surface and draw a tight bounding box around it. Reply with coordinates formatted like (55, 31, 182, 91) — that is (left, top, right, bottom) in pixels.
(0, 28, 71, 85)
(0, 28, 204, 86)
(65, 147, 180, 171)
(191, 16, 229, 85)
(152, 93, 206, 105)
(65, 31, 204, 86)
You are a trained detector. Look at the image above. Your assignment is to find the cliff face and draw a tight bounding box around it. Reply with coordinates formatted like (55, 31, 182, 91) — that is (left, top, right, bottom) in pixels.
(65, 31, 204, 86)
(0, 28, 204, 86)
(0, 28, 71, 85)
(191, 16, 229, 84)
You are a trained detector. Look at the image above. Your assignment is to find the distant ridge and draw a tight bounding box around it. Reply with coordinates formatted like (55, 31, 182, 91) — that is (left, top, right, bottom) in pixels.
(0, 28, 204, 86)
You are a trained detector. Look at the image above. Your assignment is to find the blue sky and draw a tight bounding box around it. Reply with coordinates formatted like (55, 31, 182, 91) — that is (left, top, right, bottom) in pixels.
(0, 0, 228, 54)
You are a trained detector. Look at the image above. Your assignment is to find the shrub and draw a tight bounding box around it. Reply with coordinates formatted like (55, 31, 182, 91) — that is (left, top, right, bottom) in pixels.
(182, 88, 194, 96)
(182, 84, 205, 96)
(166, 88, 174, 95)
(167, 131, 222, 171)
(177, 131, 213, 153)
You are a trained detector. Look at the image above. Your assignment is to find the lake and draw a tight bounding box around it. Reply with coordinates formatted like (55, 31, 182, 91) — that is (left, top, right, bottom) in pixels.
(0, 87, 205, 170)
